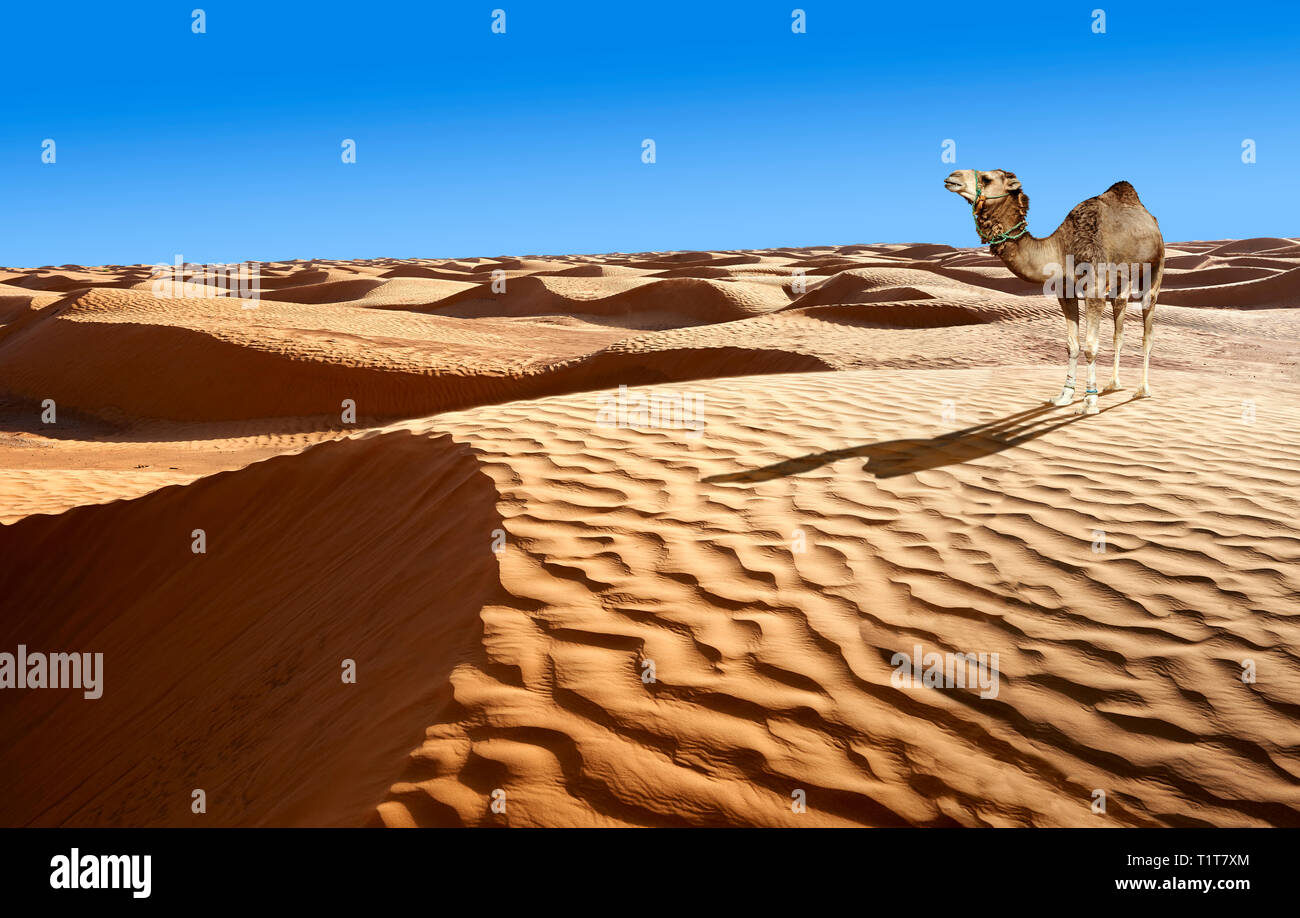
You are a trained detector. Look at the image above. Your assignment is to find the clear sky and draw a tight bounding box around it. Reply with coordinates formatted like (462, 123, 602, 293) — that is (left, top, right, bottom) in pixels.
(2, 1, 1297, 267)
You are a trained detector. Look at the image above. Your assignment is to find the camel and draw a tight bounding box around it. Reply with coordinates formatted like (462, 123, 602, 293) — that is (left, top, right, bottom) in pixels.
(944, 170, 1164, 414)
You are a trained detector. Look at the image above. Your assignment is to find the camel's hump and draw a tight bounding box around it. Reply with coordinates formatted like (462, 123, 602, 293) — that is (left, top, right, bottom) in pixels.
(1103, 181, 1142, 204)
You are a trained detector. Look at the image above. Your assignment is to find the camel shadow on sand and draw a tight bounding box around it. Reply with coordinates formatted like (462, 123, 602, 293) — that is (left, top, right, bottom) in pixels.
(704, 393, 1134, 484)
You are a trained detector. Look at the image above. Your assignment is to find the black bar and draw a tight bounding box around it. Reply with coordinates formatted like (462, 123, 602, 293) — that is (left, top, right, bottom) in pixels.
(0, 828, 1279, 905)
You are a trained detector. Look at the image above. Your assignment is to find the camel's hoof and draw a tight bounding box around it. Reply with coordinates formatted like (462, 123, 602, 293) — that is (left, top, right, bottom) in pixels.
(1075, 399, 1100, 416)
(1047, 391, 1075, 407)
(1133, 387, 1152, 399)
(1102, 383, 1123, 394)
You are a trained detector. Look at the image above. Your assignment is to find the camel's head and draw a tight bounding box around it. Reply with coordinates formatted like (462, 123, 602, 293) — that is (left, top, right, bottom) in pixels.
(944, 169, 1023, 207)
(945, 169, 1030, 246)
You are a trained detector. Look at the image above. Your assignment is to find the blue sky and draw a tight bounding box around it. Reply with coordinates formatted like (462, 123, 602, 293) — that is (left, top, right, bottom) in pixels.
(2, 1, 1297, 266)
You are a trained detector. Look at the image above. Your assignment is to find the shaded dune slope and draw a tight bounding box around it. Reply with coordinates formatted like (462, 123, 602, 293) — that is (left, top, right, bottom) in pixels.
(0, 430, 504, 827)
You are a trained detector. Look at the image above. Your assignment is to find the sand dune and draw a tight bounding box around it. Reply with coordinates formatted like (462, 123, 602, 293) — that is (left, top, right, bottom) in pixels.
(1160, 265, 1300, 308)
(1, 240, 1298, 827)
(430, 274, 792, 327)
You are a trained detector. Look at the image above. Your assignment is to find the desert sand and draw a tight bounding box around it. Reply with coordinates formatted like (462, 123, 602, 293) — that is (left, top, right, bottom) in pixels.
(1, 239, 1298, 827)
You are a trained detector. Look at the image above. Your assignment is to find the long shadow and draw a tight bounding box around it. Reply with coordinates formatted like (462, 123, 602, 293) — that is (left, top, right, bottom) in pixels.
(705, 394, 1133, 484)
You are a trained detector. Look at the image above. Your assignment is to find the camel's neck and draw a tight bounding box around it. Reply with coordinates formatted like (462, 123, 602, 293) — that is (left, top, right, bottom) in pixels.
(972, 196, 1060, 283)
(990, 232, 1062, 285)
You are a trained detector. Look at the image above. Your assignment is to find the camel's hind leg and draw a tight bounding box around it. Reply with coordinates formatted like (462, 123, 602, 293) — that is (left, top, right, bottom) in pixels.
(1048, 297, 1080, 405)
(1136, 294, 1157, 397)
(1076, 298, 1106, 415)
(1136, 272, 1161, 398)
(1104, 290, 1129, 392)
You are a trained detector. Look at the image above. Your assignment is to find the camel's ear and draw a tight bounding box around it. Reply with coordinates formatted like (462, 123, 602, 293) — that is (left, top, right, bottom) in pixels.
(1003, 171, 1022, 191)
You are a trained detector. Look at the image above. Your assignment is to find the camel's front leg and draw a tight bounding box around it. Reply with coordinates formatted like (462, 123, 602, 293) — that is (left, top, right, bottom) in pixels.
(1104, 298, 1127, 392)
(1048, 298, 1080, 405)
(1077, 298, 1105, 415)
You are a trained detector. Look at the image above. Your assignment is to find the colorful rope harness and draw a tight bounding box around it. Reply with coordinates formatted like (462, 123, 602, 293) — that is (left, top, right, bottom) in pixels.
(971, 171, 1028, 245)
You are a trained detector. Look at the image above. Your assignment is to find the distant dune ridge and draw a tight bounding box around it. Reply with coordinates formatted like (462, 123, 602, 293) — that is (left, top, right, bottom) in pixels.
(1, 240, 1298, 827)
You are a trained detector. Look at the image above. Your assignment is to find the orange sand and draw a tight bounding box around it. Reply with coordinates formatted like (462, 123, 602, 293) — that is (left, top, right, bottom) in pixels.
(1, 240, 1298, 826)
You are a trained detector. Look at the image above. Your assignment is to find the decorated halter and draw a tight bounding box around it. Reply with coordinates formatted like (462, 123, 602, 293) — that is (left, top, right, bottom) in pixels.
(971, 171, 1028, 246)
